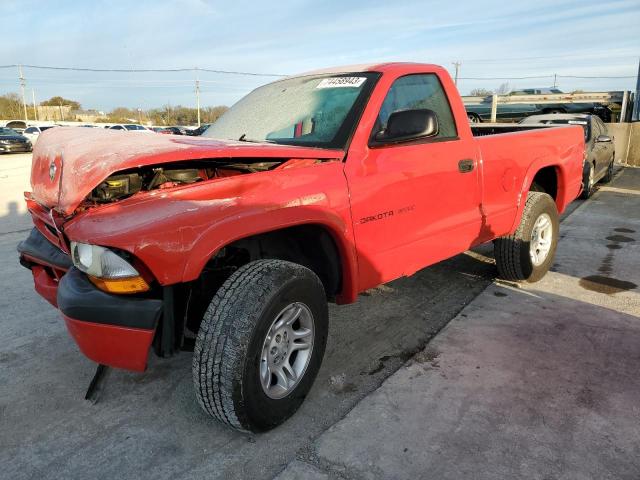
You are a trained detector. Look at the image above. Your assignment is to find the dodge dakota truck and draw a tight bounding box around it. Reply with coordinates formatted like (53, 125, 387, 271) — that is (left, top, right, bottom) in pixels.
(17, 63, 584, 432)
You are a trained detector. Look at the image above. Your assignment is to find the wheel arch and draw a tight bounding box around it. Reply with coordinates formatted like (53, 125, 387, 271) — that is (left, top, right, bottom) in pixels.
(511, 162, 568, 233)
(182, 213, 358, 304)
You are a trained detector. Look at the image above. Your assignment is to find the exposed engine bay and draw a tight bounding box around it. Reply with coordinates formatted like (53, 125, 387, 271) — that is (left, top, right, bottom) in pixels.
(89, 159, 295, 203)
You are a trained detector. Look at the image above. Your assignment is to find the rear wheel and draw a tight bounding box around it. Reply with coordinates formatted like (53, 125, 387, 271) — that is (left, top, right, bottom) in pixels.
(581, 162, 595, 199)
(494, 191, 559, 283)
(467, 113, 481, 123)
(602, 155, 615, 184)
(193, 259, 328, 432)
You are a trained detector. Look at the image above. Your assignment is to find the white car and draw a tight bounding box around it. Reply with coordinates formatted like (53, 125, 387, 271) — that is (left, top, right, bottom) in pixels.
(22, 125, 56, 144)
(108, 124, 154, 133)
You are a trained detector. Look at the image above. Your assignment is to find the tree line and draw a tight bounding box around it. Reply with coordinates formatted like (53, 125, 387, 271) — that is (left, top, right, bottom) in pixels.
(0, 92, 228, 125)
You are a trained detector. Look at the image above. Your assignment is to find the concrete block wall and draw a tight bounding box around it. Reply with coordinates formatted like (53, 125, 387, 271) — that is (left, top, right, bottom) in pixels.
(606, 123, 640, 166)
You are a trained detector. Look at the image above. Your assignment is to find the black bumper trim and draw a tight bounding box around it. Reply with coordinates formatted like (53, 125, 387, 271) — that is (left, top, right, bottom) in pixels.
(57, 268, 163, 330)
(17, 227, 73, 270)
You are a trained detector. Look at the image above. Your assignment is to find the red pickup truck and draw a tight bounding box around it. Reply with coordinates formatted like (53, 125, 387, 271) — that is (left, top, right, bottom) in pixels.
(18, 63, 584, 432)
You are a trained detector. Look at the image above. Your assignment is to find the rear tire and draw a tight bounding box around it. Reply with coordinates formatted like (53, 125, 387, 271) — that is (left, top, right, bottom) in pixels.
(468, 113, 481, 123)
(193, 259, 328, 432)
(494, 192, 559, 283)
(601, 156, 614, 184)
(581, 162, 595, 199)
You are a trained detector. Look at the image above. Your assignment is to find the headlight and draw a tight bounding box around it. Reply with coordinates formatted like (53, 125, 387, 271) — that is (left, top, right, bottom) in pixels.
(70, 242, 149, 294)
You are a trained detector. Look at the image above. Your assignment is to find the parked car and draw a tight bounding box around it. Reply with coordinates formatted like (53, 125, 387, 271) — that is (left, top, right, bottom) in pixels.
(0, 127, 32, 153)
(22, 125, 57, 144)
(187, 123, 211, 136)
(464, 98, 539, 123)
(465, 88, 612, 123)
(108, 124, 154, 133)
(3, 120, 27, 134)
(162, 126, 187, 135)
(18, 62, 584, 433)
(512, 89, 612, 122)
(520, 114, 615, 197)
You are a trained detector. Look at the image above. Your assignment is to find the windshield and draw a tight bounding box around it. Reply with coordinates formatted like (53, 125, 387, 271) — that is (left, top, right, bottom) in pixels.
(0, 128, 18, 136)
(204, 72, 379, 149)
(125, 124, 146, 130)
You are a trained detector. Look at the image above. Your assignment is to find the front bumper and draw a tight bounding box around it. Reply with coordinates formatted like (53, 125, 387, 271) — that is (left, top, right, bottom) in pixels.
(18, 228, 162, 371)
(0, 142, 32, 152)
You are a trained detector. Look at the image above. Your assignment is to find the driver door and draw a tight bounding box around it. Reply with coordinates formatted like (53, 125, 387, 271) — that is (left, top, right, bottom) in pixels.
(345, 73, 482, 290)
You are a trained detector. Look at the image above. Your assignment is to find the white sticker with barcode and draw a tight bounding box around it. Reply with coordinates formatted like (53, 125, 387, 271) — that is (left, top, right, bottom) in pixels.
(316, 77, 366, 89)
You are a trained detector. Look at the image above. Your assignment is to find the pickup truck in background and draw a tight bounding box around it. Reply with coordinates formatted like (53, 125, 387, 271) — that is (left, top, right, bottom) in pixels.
(18, 62, 584, 432)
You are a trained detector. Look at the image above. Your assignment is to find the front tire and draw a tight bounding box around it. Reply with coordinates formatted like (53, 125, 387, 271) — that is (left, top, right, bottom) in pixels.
(193, 259, 328, 432)
(494, 191, 559, 283)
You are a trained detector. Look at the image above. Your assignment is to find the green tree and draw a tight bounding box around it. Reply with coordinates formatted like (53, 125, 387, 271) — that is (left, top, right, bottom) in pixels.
(40, 96, 81, 110)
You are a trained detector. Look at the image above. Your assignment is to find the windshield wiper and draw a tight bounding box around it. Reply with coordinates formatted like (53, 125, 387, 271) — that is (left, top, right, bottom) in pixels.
(237, 134, 274, 144)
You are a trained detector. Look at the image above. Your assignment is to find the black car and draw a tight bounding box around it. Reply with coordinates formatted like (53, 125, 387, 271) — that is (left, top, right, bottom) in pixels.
(0, 127, 32, 154)
(187, 123, 211, 136)
(163, 126, 187, 135)
(520, 114, 615, 198)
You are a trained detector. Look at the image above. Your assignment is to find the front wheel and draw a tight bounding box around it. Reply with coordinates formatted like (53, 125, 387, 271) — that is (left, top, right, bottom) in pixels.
(193, 259, 328, 432)
(494, 191, 559, 283)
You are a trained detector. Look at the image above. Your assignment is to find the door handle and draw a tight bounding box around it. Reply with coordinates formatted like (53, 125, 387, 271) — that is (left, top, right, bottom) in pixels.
(458, 159, 475, 173)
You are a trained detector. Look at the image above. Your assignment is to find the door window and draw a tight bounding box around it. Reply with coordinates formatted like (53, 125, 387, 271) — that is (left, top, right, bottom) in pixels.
(374, 74, 457, 141)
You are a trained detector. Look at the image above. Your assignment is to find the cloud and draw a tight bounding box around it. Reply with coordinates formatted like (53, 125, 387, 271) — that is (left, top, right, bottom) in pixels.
(1, 0, 638, 109)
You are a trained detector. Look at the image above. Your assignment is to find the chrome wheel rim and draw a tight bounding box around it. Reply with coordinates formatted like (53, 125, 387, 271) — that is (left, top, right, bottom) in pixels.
(468, 114, 478, 123)
(530, 213, 553, 266)
(259, 302, 314, 399)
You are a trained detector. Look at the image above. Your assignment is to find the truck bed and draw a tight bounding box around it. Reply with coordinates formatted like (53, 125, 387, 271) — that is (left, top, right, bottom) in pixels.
(471, 123, 559, 137)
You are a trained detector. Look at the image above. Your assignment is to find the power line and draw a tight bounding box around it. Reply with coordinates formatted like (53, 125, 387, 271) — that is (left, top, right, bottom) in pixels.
(0, 64, 285, 77)
(1, 63, 636, 80)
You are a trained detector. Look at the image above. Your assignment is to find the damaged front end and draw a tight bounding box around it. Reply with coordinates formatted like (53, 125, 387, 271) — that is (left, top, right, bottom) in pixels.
(19, 128, 343, 376)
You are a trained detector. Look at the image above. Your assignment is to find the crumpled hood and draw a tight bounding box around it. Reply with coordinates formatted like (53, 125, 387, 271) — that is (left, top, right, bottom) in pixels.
(30, 127, 344, 215)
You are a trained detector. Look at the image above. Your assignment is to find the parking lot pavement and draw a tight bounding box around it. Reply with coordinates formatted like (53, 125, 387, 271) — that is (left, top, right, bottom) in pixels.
(0, 154, 497, 479)
(283, 168, 640, 480)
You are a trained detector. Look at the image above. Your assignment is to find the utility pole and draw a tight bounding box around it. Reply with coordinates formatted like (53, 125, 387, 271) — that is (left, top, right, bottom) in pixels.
(31, 89, 38, 121)
(452, 61, 461, 86)
(633, 57, 640, 122)
(18, 65, 28, 121)
(552, 73, 557, 88)
(195, 68, 201, 127)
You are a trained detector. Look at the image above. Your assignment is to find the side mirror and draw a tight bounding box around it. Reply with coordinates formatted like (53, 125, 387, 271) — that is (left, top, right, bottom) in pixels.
(596, 134, 612, 143)
(375, 109, 439, 143)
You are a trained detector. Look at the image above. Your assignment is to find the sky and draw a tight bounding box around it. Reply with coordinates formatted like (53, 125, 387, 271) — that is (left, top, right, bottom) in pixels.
(2, 0, 639, 111)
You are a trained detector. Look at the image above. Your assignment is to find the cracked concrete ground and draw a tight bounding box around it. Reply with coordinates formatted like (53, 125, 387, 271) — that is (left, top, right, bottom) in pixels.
(0, 153, 494, 479)
(2, 152, 637, 479)
(277, 167, 640, 479)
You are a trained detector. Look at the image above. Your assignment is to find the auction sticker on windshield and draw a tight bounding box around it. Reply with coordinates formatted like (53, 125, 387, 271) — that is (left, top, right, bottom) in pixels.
(317, 77, 366, 88)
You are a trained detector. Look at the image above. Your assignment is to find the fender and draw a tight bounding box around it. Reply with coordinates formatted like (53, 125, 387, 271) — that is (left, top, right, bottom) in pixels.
(181, 206, 360, 304)
(509, 139, 582, 234)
